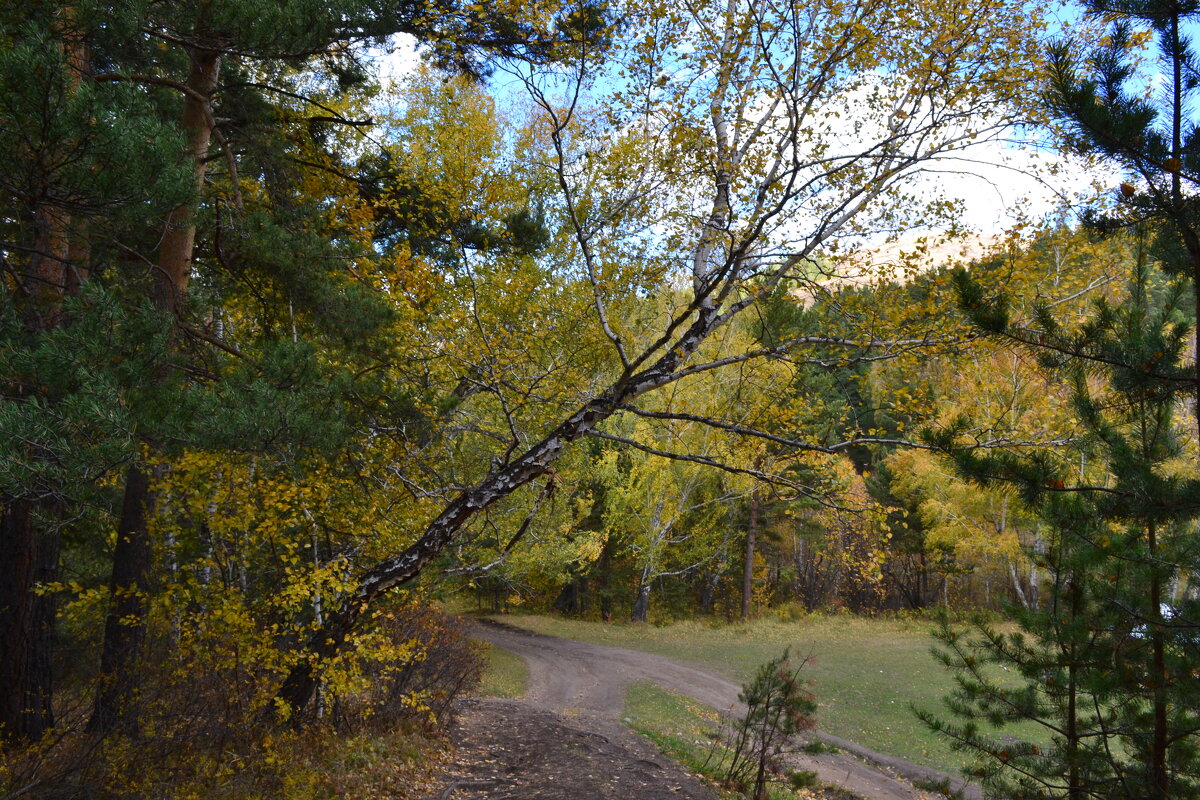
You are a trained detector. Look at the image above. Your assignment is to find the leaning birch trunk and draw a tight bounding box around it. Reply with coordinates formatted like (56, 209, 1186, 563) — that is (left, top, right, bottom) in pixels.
(275, 301, 730, 715)
(272, 0, 1041, 718)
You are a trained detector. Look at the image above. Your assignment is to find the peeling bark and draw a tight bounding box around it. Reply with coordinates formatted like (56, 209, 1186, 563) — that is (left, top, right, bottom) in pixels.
(277, 306, 728, 714)
(630, 581, 651, 624)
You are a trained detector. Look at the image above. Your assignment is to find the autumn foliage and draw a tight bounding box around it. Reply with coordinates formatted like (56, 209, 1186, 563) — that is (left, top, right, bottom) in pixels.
(3, 0, 1198, 796)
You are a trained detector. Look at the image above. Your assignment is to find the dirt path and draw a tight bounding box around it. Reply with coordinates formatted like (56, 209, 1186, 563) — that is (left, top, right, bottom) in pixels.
(468, 620, 982, 800)
(430, 697, 719, 800)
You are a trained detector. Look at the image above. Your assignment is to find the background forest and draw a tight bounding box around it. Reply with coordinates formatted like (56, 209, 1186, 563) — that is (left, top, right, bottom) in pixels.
(2, 0, 1199, 798)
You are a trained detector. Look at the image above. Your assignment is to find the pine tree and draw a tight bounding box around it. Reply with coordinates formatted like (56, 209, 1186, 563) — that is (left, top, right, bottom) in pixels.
(922, 240, 1200, 799)
(1047, 0, 1200, 437)
(0, 1, 194, 741)
(920, 9, 1200, 793)
(1, 0, 603, 739)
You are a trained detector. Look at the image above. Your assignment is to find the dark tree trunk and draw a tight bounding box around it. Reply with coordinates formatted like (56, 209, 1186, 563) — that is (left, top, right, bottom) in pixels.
(699, 569, 719, 614)
(0, 112, 78, 740)
(1148, 521, 1169, 799)
(0, 498, 59, 743)
(631, 583, 651, 623)
(700, 524, 731, 615)
(596, 535, 615, 621)
(89, 42, 221, 735)
(1066, 574, 1082, 800)
(918, 550, 928, 608)
(552, 576, 588, 616)
(89, 464, 155, 734)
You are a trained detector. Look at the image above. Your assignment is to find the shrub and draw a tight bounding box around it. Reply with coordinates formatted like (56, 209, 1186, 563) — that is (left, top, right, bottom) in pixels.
(712, 649, 817, 800)
(0, 601, 479, 800)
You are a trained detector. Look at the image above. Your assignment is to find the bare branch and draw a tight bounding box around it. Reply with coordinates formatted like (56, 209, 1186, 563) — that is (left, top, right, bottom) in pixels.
(585, 429, 857, 511)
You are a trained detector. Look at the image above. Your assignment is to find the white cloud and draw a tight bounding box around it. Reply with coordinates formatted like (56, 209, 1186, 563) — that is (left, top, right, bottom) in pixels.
(913, 136, 1105, 234)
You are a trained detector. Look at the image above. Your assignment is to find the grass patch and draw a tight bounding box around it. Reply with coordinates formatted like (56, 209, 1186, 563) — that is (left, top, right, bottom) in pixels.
(497, 613, 1044, 774)
(623, 682, 730, 786)
(475, 642, 527, 698)
(800, 738, 840, 756)
(623, 683, 860, 800)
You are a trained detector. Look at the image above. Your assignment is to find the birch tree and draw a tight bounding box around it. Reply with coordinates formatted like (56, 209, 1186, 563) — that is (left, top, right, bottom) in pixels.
(277, 0, 1045, 713)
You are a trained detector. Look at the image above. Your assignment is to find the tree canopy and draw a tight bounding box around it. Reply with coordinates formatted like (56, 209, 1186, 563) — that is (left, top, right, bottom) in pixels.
(3, 0, 1198, 797)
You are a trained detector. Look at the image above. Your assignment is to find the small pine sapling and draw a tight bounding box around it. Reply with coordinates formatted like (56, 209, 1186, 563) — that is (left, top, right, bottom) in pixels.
(717, 649, 817, 799)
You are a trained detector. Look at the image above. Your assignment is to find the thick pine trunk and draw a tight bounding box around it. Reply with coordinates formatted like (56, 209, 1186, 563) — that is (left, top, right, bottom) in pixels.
(0, 160, 77, 742)
(0, 499, 59, 743)
(25, 206, 70, 329)
(89, 465, 154, 733)
(153, 49, 220, 314)
(90, 44, 221, 735)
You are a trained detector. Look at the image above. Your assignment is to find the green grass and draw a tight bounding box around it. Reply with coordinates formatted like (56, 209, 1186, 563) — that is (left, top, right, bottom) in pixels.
(476, 641, 528, 698)
(623, 682, 850, 800)
(623, 682, 730, 783)
(494, 613, 1042, 774)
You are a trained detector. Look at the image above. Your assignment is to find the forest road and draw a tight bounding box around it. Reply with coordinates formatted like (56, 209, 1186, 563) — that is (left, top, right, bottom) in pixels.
(470, 619, 983, 800)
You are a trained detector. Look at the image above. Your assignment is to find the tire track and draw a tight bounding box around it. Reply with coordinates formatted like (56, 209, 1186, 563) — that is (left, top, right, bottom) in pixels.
(474, 619, 981, 800)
